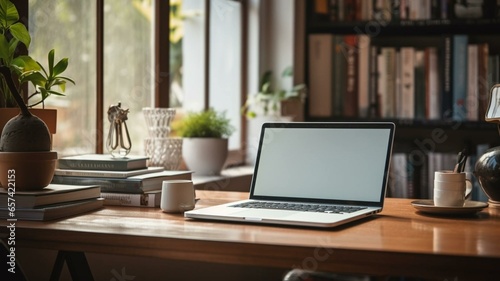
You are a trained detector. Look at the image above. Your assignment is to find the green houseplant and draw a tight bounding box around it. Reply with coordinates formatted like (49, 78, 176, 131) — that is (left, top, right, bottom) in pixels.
(0, 0, 74, 190)
(241, 66, 306, 119)
(176, 109, 234, 176)
(0, 0, 74, 135)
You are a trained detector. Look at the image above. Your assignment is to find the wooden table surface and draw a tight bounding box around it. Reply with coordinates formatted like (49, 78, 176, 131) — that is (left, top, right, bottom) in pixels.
(2, 190, 500, 280)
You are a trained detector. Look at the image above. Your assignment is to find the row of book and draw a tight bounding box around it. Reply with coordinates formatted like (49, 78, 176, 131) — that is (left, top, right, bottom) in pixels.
(0, 154, 192, 220)
(388, 145, 490, 202)
(308, 33, 499, 121)
(312, 0, 500, 23)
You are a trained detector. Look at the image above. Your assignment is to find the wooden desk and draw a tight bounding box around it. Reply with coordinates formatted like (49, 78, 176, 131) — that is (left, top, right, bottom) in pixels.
(2, 191, 500, 280)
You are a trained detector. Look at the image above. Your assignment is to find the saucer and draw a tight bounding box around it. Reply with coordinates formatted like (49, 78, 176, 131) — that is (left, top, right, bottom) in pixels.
(411, 200, 489, 215)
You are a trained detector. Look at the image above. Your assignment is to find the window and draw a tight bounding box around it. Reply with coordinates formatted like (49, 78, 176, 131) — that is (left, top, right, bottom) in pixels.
(26, 0, 247, 165)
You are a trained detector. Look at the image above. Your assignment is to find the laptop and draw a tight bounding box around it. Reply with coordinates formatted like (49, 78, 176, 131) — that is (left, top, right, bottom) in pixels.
(185, 122, 395, 228)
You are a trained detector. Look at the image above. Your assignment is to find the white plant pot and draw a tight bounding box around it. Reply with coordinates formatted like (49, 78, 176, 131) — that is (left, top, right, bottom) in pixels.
(182, 138, 228, 176)
(246, 115, 292, 165)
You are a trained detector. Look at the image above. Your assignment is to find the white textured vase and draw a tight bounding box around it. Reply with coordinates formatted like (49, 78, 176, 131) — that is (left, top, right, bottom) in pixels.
(182, 138, 228, 176)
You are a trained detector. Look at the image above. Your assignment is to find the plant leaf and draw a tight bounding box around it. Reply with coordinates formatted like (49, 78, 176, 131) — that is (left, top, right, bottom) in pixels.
(281, 66, 293, 77)
(48, 49, 55, 77)
(52, 57, 68, 77)
(0, 33, 9, 61)
(12, 55, 41, 72)
(9, 22, 30, 48)
(19, 71, 45, 86)
(0, 0, 19, 28)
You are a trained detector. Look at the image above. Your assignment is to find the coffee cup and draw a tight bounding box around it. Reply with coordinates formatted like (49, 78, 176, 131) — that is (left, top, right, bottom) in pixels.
(433, 170, 472, 207)
(160, 180, 195, 213)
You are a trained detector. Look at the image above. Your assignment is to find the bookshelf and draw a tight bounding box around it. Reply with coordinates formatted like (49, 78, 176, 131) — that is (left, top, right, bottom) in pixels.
(304, 0, 500, 199)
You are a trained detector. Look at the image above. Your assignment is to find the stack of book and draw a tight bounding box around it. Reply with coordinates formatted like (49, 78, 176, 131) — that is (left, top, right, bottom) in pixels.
(52, 154, 192, 207)
(0, 184, 103, 221)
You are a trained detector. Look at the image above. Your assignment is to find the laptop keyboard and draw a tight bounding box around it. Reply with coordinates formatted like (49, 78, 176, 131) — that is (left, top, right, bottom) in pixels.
(231, 201, 366, 214)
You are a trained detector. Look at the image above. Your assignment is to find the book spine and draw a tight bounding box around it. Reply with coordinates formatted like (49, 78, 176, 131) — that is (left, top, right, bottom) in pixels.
(54, 170, 130, 178)
(308, 34, 333, 117)
(400, 47, 415, 119)
(57, 160, 130, 171)
(467, 44, 479, 121)
(441, 36, 453, 119)
(414, 50, 426, 120)
(452, 35, 468, 121)
(357, 35, 371, 118)
(343, 35, 359, 117)
(51, 176, 144, 193)
(333, 35, 346, 116)
(101, 192, 159, 207)
(477, 43, 489, 121)
(425, 47, 440, 120)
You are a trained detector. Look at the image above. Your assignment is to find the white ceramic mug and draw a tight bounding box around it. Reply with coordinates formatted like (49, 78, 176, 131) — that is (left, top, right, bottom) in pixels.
(433, 170, 472, 207)
(160, 180, 195, 213)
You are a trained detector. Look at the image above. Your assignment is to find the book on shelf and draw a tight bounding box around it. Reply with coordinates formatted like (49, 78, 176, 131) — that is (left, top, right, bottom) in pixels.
(57, 154, 149, 171)
(467, 44, 479, 121)
(477, 42, 489, 121)
(357, 34, 371, 118)
(414, 49, 426, 119)
(101, 190, 162, 207)
(451, 34, 469, 121)
(51, 170, 192, 194)
(425, 47, 440, 120)
(343, 34, 359, 117)
(54, 166, 164, 179)
(308, 33, 333, 117)
(399, 46, 415, 119)
(0, 183, 101, 209)
(0, 198, 104, 221)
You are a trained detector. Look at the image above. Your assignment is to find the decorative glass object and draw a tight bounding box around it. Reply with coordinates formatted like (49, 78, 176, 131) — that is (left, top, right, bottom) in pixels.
(142, 108, 176, 138)
(144, 138, 183, 170)
(106, 102, 131, 157)
(142, 107, 180, 170)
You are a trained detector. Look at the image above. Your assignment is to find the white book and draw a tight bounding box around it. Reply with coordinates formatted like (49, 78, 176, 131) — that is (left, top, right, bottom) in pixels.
(308, 34, 333, 117)
(101, 190, 162, 208)
(54, 166, 165, 179)
(426, 47, 440, 120)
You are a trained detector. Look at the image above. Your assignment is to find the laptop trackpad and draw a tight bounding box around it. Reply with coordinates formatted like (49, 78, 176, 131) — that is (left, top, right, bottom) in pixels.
(231, 209, 293, 220)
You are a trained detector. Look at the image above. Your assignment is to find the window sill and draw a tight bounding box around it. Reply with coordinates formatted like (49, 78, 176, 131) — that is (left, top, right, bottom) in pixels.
(192, 165, 254, 192)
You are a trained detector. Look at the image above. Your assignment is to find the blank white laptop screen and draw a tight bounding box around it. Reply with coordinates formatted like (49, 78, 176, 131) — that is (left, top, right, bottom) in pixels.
(251, 124, 393, 204)
(184, 122, 395, 228)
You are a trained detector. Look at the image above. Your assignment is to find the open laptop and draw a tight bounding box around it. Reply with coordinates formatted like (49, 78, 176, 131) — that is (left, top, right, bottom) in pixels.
(185, 122, 395, 228)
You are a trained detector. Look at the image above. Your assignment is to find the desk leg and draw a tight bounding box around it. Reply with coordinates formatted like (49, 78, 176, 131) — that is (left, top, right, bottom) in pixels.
(49, 251, 94, 281)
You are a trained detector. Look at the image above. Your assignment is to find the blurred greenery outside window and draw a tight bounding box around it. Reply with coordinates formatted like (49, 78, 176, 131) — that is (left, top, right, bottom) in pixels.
(27, 0, 243, 161)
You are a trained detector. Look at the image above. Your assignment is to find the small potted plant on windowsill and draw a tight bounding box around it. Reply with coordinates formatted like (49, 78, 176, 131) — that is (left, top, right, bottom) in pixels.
(0, 0, 74, 190)
(175, 108, 235, 176)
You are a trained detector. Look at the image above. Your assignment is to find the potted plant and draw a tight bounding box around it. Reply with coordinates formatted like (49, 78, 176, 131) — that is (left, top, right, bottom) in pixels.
(242, 66, 306, 164)
(0, 0, 74, 190)
(175, 108, 235, 176)
(241, 66, 306, 119)
(0, 0, 74, 135)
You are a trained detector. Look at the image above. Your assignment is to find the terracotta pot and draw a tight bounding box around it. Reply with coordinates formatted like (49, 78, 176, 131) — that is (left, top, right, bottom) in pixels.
(0, 108, 57, 134)
(0, 151, 57, 191)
